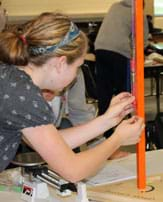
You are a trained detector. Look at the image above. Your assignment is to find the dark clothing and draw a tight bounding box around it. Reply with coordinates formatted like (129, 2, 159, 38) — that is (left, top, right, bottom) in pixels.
(95, 50, 130, 137)
(94, 0, 149, 138)
(0, 63, 54, 171)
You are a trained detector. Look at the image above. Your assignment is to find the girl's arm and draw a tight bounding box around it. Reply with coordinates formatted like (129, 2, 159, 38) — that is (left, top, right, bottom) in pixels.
(59, 92, 135, 148)
(22, 115, 144, 183)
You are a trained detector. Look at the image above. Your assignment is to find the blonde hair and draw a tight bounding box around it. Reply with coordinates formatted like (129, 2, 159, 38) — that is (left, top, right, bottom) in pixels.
(0, 12, 88, 66)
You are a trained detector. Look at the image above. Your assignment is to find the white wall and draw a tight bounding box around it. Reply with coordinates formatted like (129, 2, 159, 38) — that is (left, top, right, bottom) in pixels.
(144, 0, 154, 15)
(2, 0, 118, 20)
(3, 0, 163, 28)
(144, 0, 163, 29)
(154, 17, 163, 29)
(2, 0, 153, 17)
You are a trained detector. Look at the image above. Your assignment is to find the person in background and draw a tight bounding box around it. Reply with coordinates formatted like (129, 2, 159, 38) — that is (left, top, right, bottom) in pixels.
(42, 68, 96, 128)
(95, 0, 149, 159)
(0, 12, 144, 182)
(67, 68, 96, 126)
(42, 69, 96, 153)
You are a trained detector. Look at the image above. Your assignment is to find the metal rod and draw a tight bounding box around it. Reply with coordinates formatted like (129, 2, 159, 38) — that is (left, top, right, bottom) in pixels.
(48, 169, 60, 181)
(41, 172, 60, 185)
(36, 175, 60, 190)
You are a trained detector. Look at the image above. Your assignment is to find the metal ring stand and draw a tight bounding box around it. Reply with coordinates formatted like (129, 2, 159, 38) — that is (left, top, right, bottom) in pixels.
(11, 152, 45, 179)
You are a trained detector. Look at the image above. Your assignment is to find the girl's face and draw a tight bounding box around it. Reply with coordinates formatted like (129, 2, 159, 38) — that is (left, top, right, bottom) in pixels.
(46, 55, 85, 92)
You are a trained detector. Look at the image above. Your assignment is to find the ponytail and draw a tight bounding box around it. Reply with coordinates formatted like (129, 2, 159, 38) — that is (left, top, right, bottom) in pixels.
(0, 31, 29, 65)
(0, 12, 87, 67)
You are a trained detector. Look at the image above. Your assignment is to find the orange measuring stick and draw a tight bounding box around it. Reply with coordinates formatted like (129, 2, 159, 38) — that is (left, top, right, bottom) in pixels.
(135, 0, 146, 190)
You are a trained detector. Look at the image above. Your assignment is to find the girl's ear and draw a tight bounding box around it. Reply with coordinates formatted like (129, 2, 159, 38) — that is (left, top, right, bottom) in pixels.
(58, 55, 67, 64)
(55, 56, 67, 73)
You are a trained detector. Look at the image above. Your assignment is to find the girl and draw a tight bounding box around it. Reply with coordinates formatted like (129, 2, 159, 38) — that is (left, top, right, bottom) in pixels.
(0, 12, 144, 182)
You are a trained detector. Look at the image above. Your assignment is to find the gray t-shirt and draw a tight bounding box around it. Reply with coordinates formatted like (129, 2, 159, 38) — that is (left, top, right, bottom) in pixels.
(0, 63, 54, 171)
(95, 0, 149, 58)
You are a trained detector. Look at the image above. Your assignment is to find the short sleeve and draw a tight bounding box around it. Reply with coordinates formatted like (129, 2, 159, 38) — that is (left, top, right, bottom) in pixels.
(0, 64, 55, 172)
(0, 65, 55, 132)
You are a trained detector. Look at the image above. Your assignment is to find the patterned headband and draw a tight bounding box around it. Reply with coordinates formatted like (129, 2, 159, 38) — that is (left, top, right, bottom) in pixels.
(29, 22, 80, 56)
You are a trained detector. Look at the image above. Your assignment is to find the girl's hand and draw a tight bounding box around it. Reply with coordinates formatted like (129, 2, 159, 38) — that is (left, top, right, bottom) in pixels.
(114, 116, 145, 146)
(104, 92, 135, 127)
(110, 92, 134, 106)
